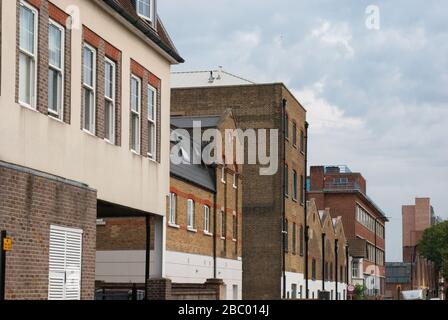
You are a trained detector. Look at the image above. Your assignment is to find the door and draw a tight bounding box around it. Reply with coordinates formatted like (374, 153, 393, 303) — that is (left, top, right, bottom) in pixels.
(48, 225, 83, 300)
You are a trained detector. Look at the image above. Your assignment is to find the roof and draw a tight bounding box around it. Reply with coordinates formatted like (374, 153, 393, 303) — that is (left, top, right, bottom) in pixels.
(171, 116, 222, 129)
(170, 123, 216, 192)
(171, 69, 256, 88)
(102, 0, 184, 63)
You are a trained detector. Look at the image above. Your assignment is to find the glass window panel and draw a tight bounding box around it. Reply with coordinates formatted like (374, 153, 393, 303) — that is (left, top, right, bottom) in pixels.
(105, 100, 114, 141)
(83, 47, 94, 87)
(48, 68, 62, 114)
(105, 62, 114, 99)
(49, 24, 62, 68)
(19, 53, 34, 105)
(148, 87, 155, 120)
(20, 5, 35, 53)
(131, 78, 140, 112)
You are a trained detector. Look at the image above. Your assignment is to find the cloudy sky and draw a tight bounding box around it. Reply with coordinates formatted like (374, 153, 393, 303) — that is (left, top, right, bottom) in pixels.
(159, 0, 448, 261)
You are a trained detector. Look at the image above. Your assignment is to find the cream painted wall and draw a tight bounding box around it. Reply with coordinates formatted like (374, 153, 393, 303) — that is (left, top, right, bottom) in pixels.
(0, 0, 174, 217)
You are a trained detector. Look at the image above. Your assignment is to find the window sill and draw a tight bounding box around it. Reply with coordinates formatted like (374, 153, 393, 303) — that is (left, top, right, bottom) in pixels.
(83, 129, 96, 137)
(220, 237, 226, 241)
(204, 231, 213, 237)
(131, 149, 141, 156)
(48, 113, 64, 124)
(233, 185, 238, 189)
(104, 138, 116, 146)
(232, 239, 237, 243)
(187, 227, 197, 233)
(147, 154, 158, 163)
(168, 223, 180, 229)
(221, 180, 226, 184)
(19, 102, 38, 112)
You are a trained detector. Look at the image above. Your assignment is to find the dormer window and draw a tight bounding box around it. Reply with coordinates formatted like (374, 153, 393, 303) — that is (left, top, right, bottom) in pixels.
(136, 0, 154, 22)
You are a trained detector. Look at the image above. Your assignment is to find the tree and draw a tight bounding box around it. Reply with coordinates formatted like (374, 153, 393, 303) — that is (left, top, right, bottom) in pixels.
(418, 221, 448, 278)
(353, 284, 367, 300)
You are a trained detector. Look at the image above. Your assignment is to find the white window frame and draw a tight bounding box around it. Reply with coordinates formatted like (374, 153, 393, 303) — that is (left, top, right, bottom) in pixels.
(220, 209, 225, 240)
(104, 58, 116, 144)
(48, 19, 65, 120)
(233, 173, 238, 189)
(203, 205, 211, 234)
(82, 43, 96, 135)
(168, 193, 177, 226)
(187, 199, 196, 231)
(130, 75, 141, 154)
(136, 0, 154, 22)
(147, 84, 157, 160)
(18, 1, 38, 109)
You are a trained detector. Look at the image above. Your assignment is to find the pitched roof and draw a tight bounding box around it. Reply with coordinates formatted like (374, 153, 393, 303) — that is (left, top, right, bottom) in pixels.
(171, 69, 256, 88)
(171, 116, 222, 129)
(170, 124, 216, 192)
(102, 0, 184, 63)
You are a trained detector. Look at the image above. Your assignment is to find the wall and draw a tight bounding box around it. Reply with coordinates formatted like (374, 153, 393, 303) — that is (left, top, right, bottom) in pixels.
(0, 0, 171, 217)
(0, 161, 97, 300)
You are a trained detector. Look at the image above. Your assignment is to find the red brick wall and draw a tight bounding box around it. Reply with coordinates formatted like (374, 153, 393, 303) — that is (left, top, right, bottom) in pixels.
(0, 162, 97, 300)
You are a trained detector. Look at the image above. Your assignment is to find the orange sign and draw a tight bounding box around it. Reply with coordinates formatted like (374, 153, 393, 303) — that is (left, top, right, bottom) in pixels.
(2, 237, 12, 252)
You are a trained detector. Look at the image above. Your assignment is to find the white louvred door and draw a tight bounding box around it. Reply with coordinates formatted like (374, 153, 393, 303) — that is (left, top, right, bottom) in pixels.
(48, 225, 83, 300)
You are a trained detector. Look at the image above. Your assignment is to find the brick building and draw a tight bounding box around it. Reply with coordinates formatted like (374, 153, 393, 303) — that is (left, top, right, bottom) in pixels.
(306, 199, 348, 300)
(171, 70, 349, 300)
(308, 165, 388, 297)
(0, 0, 182, 300)
(166, 110, 243, 299)
(171, 70, 307, 299)
(385, 198, 439, 299)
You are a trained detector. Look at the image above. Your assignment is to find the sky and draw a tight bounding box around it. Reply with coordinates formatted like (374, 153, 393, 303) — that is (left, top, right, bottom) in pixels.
(158, 0, 448, 262)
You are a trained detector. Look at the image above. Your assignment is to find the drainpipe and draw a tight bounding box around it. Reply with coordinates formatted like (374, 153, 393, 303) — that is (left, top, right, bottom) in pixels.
(304, 121, 309, 299)
(213, 191, 217, 279)
(144, 216, 151, 300)
(335, 239, 339, 301)
(346, 244, 350, 288)
(322, 233, 326, 293)
(281, 99, 287, 299)
(374, 218, 377, 297)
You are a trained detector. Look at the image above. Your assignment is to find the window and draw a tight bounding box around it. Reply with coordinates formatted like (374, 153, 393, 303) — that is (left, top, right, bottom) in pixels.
(292, 170, 297, 201)
(48, 20, 64, 119)
(292, 223, 297, 255)
(204, 205, 210, 234)
(300, 130, 305, 153)
(221, 166, 226, 183)
(311, 258, 317, 280)
(147, 85, 157, 159)
(352, 260, 360, 278)
(130, 75, 141, 153)
(283, 219, 289, 253)
(232, 213, 237, 241)
(330, 262, 333, 281)
(284, 114, 289, 140)
(233, 173, 238, 189)
(19, 2, 38, 108)
(168, 193, 177, 225)
(292, 123, 297, 146)
(104, 59, 116, 143)
(187, 199, 195, 229)
(299, 225, 304, 256)
(300, 175, 304, 204)
(291, 284, 297, 299)
(284, 165, 289, 197)
(82, 44, 96, 133)
(219, 210, 225, 239)
(136, 0, 153, 21)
